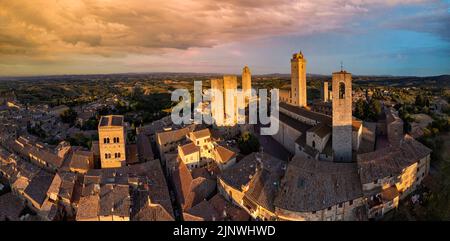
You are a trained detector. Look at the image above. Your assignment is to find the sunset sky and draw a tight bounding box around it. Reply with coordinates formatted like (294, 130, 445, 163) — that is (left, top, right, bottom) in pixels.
(0, 0, 449, 76)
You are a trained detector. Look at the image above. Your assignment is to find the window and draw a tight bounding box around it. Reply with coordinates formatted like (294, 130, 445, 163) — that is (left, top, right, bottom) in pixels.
(312, 211, 316, 214)
(327, 207, 332, 211)
(103, 138, 107, 144)
(349, 200, 353, 206)
(106, 138, 110, 144)
(312, 141, 316, 149)
(338, 203, 343, 208)
(118, 153, 121, 158)
(373, 180, 377, 184)
(339, 82, 345, 99)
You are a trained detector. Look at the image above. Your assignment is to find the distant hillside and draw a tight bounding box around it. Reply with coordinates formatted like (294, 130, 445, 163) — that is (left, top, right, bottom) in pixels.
(1, 72, 449, 88)
(353, 75, 450, 87)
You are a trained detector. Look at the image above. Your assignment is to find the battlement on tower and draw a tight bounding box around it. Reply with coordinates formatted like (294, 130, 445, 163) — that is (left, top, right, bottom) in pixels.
(292, 51, 306, 61)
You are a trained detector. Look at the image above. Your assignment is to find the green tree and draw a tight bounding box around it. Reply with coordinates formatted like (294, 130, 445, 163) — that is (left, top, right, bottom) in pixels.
(60, 108, 77, 125)
(366, 99, 382, 121)
(238, 132, 260, 155)
(354, 99, 366, 120)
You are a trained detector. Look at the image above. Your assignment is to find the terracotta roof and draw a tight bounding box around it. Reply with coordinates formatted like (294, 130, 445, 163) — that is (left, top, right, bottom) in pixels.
(278, 112, 313, 133)
(179, 142, 200, 156)
(280, 102, 332, 125)
(219, 152, 285, 191)
(69, 150, 93, 171)
(0, 192, 24, 221)
(58, 172, 76, 201)
(357, 134, 431, 184)
(76, 195, 100, 220)
(209, 194, 250, 221)
(11, 137, 63, 168)
(172, 161, 215, 210)
(157, 127, 190, 145)
(98, 184, 130, 217)
(24, 171, 56, 208)
(244, 165, 284, 212)
(307, 123, 331, 138)
(183, 177, 216, 210)
(274, 156, 363, 212)
(183, 200, 221, 221)
(172, 160, 194, 208)
(191, 129, 211, 140)
(126, 144, 139, 165)
(214, 145, 236, 164)
(136, 133, 154, 161)
(134, 203, 175, 221)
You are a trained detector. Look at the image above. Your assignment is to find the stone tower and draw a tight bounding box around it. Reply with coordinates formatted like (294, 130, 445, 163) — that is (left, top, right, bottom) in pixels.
(211, 78, 225, 126)
(322, 81, 329, 102)
(242, 66, 251, 106)
(98, 115, 126, 168)
(291, 51, 307, 107)
(223, 75, 238, 126)
(332, 70, 352, 162)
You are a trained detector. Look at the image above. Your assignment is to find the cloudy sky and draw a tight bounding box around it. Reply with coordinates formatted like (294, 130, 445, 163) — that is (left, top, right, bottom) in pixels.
(0, 0, 449, 76)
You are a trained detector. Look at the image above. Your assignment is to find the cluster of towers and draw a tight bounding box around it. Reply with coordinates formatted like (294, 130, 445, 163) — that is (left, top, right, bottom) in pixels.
(210, 66, 252, 127)
(288, 51, 353, 162)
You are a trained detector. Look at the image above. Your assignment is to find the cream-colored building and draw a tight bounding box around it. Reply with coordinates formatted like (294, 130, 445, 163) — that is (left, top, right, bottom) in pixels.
(178, 128, 236, 171)
(357, 134, 431, 219)
(98, 115, 126, 168)
(178, 142, 201, 169)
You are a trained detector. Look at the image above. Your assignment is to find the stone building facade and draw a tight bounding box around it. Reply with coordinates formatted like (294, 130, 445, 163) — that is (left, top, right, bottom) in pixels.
(98, 115, 126, 168)
(332, 71, 353, 162)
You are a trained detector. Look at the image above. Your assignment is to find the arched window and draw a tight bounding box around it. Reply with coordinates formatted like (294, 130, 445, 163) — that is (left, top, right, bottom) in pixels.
(312, 141, 316, 149)
(106, 138, 110, 144)
(339, 82, 345, 99)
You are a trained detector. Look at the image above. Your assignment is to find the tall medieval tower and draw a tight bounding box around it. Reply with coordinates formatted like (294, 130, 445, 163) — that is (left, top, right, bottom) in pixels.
(322, 81, 329, 102)
(332, 70, 352, 162)
(98, 115, 126, 168)
(211, 78, 225, 126)
(223, 75, 238, 126)
(242, 66, 251, 106)
(291, 51, 307, 107)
